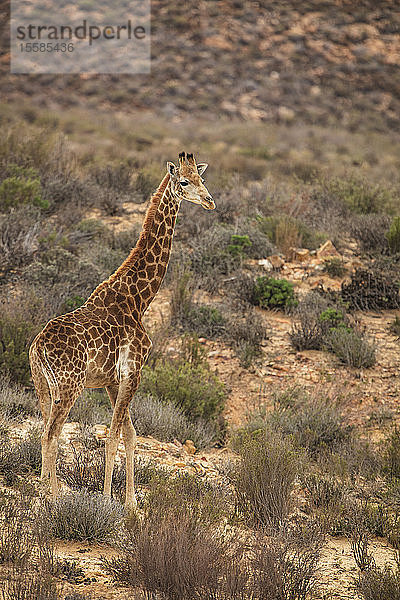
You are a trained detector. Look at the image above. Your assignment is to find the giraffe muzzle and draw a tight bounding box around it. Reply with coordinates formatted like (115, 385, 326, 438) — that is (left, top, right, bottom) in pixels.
(201, 196, 216, 210)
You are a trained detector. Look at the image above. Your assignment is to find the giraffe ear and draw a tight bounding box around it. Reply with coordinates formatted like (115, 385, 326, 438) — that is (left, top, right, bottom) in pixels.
(197, 163, 208, 176)
(167, 161, 177, 176)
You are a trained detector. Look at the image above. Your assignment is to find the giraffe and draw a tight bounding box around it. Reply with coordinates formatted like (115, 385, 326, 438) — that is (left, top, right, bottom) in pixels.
(29, 152, 215, 509)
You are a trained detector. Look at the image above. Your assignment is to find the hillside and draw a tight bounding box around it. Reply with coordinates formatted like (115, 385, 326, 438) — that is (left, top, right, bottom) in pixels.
(1, 0, 400, 132)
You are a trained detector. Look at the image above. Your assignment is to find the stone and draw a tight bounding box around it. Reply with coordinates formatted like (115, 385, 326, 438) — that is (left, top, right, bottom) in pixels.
(289, 247, 310, 262)
(316, 240, 340, 258)
(184, 440, 196, 455)
(267, 254, 284, 269)
(258, 258, 273, 270)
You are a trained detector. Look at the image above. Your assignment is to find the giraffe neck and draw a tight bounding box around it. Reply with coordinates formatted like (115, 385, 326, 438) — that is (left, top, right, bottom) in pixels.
(129, 180, 180, 315)
(116, 175, 180, 315)
(86, 173, 180, 319)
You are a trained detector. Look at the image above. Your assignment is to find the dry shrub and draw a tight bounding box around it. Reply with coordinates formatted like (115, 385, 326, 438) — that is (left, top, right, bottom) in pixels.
(104, 509, 229, 600)
(225, 308, 267, 368)
(43, 491, 123, 543)
(231, 430, 299, 530)
(341, 265, 400, 311)
(275, 217, 302, 257)
(251, 523, 324, 600)
(325, 327, 376, 368)
(350, 214, 391, 254)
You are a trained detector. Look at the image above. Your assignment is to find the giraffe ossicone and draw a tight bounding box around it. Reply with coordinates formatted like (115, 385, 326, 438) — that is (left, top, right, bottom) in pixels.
(29, 152, 215, 508)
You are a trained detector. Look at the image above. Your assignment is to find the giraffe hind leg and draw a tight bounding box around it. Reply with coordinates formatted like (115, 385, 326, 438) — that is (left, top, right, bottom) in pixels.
(41, 387, 83, 496)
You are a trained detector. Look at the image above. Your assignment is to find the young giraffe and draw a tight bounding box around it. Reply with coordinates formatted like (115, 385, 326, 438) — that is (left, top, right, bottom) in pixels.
(29, 152, 215, 509)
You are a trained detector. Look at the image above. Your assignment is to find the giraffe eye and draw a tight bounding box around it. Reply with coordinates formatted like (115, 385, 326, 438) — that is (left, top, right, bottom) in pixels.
(180, 180, 189, 186)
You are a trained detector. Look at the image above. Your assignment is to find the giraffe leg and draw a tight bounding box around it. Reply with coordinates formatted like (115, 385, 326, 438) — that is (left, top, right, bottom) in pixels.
(122, 409, 137, 509)
(41, 390, 81, 497)
(106, 385, 137, 509)
(104, 377, 139, 502)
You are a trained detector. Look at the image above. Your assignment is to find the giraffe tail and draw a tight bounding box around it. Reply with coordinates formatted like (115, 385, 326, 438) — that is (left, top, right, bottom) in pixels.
(30, 339, 60, 406)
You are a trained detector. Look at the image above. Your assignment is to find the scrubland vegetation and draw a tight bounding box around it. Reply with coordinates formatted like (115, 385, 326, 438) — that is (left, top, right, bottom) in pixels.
(0, 110, 399, 598)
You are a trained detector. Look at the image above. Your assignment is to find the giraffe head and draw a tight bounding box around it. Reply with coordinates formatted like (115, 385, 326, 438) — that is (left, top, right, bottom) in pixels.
(167, 152, 215, 210)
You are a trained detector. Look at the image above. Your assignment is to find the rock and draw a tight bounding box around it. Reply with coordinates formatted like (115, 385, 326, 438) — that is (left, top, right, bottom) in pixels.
(316, 240, 340, 258)
(267, 254, 284, 269)
(184, 440, 196, 455)
(278, 105, 295, 121)
(258, 258, 273, 270)
(289, 247, 310, 262)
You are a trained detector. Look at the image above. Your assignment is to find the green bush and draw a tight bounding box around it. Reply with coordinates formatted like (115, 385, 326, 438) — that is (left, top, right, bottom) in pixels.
(227, 234, 252, 257)
(387, 217, 400, 254)
(0, 313, 38, 385)
(319, 307, 350, 331)
(140, 356, 225, 422)
(0, 165, 48, 211)
(253, 276, 296, 310)
(321, 175, 394, 215)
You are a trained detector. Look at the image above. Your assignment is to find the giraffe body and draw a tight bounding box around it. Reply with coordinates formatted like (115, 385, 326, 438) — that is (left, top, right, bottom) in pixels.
(29, 153, 214, 507)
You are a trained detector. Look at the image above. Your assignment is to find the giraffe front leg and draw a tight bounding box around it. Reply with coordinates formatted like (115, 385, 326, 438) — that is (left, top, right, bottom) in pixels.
(104, 377, 139, 502)
(122, 408, 137, 510)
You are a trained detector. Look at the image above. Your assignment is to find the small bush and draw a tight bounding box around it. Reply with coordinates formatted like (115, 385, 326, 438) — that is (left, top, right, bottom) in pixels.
(323, 257, 347, 278)
(0, 490, 34, 565)
(289, 292, 332, 351)
(189, 225, 241, 292)
(350, 214, 391, 254)
(225, 309, 266, 368)
(0, 165, 48, 211)
(382, 427, 400, 481)
(132, 394, 218, 448)
(170, 265, 227, 339)
(390, 316, 400, 338)
(139, 340, 226, 423)
(257, 215, 325, 254)
(0, 311, 39, 385)
(43, 491, 123, 542)
(251, 523, 324, 600)
(0, 206, 40, 276)
(387, 217, 400, 255)
(0, 426, 42, 485)
(0, 377, 38, 420)
(103, 508, 230, 600)
(231, 430, 299, 530)
(227, 234, 252, 257)
(237, 388, 352, 458)
(356, 564, 400, 600)
(325, 328, 376, 368)
(253, 276, 296, 310)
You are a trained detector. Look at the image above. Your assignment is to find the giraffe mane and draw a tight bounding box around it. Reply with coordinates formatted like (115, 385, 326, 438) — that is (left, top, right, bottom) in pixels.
(87, 171, 170, 297)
